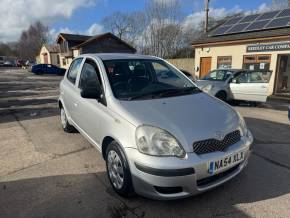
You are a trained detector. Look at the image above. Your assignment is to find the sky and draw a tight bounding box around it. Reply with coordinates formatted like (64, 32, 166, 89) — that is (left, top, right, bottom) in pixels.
(0, 0, 274, 42)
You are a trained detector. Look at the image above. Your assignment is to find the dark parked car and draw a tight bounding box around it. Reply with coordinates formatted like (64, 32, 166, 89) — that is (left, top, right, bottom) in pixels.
(31, 64, 66, 75)
(3, 61, 15, 67)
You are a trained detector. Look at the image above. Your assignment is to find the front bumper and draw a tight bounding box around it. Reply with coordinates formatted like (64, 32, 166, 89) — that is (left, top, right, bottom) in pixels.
(125, 137, 252, 200)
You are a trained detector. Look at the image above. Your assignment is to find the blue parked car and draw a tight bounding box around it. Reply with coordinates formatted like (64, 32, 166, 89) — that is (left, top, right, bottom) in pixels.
(31, 64, 66, 75)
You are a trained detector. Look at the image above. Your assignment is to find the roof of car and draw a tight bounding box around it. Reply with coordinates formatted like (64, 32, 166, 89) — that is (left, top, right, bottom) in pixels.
(79, 53, 161, 61)
(210, 68, 272, 73)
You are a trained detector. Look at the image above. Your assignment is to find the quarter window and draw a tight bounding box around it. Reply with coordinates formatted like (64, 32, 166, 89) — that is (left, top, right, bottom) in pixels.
(67, 58, 83, 84)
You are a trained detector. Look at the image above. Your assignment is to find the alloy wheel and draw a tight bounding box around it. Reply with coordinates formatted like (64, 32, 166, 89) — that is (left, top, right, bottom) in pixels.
(107, 150, 124, 189)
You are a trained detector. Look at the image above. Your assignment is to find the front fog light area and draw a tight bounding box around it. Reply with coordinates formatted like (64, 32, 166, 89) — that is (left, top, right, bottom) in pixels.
(135, 125, 186, 158)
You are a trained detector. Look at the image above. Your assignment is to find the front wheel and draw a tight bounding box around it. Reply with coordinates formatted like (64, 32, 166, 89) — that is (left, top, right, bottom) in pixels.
(106, 142, 134, 197)
(60, 107, 75, 133)
(215, 91, 227, 102)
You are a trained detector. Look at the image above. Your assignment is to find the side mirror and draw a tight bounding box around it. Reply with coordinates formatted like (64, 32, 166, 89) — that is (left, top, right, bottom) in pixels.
(232, 79, 239, 84)
(80, 87, 101, 100)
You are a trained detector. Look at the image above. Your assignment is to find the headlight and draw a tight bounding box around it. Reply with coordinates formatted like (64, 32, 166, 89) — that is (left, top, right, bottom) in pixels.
(135, 125, 186, 158)
(237, 112, 247, 137)
(202, 84, 213, 92)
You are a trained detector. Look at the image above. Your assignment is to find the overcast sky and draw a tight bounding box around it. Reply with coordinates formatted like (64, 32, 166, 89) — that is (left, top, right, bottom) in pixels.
(0, 0, 273, 42)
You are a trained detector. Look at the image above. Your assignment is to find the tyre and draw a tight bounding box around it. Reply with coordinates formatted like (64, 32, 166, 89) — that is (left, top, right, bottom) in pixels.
(215, 91, 227, 102)
(106, 141, 134, 197)
(60, 107, 76, 133)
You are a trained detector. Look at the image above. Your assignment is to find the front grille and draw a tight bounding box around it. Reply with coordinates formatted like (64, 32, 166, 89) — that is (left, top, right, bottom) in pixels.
(193, 130, 241, 155)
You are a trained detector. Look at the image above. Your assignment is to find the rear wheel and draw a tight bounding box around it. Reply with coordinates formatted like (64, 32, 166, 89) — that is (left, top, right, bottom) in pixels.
(215, 91, 227, 102)
(60, 107, 75, 133)
(106, 141, 134, 197)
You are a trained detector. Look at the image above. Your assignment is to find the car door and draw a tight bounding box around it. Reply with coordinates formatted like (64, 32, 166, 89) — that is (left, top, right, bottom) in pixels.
(74, 58, 107, 146)
(62, 58, 84, 121)
(50, 65, 57, 74)
(229, 71, 272, 102)
(45, 65, 52, 74)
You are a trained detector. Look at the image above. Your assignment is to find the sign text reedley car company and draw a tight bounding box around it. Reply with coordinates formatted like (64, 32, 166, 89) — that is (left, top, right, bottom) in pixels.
(247, 42, 290, 52)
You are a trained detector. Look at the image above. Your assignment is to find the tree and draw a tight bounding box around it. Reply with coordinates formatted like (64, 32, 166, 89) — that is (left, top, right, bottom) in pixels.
(102, 11, 146, 48)
(17, 21, 49, 60)
(141, 0, 184, 58)
(0, 42, 17, 57)
(102, 12, 132, 40)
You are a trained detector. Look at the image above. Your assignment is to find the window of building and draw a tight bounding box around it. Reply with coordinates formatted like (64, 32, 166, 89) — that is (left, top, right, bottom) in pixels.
(243, 54, 271, 71)
(62, 58, 66, 66)
(217, 56, 232, 69)
(57, 55, 60, 65)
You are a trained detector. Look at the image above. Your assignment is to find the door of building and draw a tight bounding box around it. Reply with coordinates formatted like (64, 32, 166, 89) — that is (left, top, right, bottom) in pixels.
(43, 53, 48, 64)
(200, 57, 212, 78)
(275, 54, 290, 95)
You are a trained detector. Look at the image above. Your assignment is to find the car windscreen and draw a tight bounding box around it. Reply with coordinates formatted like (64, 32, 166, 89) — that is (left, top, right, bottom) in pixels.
(103, 59, 200, 100)
(203, 70, 234, 81)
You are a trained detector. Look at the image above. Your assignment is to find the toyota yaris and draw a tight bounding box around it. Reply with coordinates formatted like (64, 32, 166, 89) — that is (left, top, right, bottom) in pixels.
(59, 53, 253, 200)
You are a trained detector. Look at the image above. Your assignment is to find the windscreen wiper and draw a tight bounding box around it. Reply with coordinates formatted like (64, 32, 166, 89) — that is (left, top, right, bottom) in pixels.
(127, 87, 200, 100)
(156, 87, 201, 97)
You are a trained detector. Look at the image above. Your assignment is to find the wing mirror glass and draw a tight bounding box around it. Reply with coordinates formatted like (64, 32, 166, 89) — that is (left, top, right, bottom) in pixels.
(80, 87, 101, 100)
(232, 79, 239, 84)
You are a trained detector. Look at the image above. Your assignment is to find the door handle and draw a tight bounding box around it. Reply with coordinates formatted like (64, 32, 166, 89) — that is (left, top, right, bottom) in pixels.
(73, 102, 78, 107)
(261, 85, 267, 88)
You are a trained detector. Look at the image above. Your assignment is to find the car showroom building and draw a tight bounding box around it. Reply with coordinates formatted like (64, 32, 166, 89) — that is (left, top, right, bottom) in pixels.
(192, 9, 290, 98)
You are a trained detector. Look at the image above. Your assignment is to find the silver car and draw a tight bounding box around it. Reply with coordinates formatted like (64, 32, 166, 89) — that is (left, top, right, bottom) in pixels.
(59, 54, 253, 200)
(197, 69, 272, 102)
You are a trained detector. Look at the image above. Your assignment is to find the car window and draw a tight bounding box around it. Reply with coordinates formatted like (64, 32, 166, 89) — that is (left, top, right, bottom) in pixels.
(234, 72, 248, 83)
(79, 59, 102, 90)
(103, 59, 197, 100)
(234, 71, 272, 83)
(67, 58, 83, 84)
(203, 70, 233, 81)
(248, 71, 272, 83)
(153, 62, 185, 87)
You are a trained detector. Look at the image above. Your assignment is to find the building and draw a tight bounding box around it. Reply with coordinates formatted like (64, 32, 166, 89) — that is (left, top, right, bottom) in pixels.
(39, 44, 61, 66)
(56, 32, 136, 69)
(56, 33, 91, 69)
(192, 9, 290, 98)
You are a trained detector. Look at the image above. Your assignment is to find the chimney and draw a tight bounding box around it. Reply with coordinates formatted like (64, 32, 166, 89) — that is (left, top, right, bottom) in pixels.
(204, 0, 210, 33)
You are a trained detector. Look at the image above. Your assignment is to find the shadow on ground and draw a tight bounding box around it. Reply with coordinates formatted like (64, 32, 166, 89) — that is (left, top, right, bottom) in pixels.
(0, 107, 59, 124)
(0, 118, 290, 218)
(1, 151, 290, 218)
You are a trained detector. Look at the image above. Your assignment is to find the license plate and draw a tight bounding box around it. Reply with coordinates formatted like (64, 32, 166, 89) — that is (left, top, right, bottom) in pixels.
(208, 151, 245, 175)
